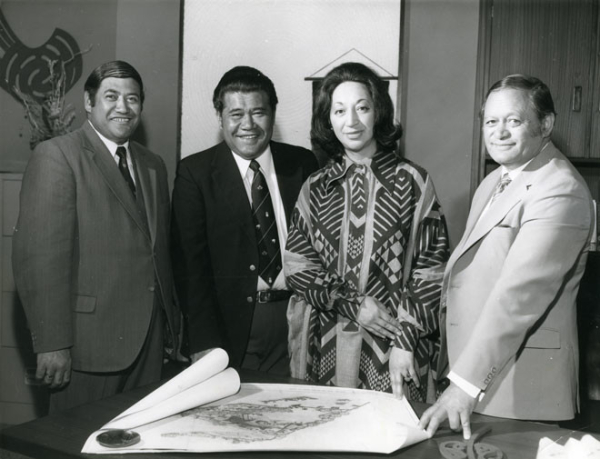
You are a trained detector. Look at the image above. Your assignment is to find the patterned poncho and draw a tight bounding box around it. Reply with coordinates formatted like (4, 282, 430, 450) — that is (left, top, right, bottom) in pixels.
(285, 151, 449, 401)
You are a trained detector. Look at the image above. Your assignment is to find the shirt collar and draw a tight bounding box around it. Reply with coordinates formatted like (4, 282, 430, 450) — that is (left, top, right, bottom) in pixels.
(323, 150, 398, 193)
(88, 120, 130, 156)
(230, 144, 274, 178)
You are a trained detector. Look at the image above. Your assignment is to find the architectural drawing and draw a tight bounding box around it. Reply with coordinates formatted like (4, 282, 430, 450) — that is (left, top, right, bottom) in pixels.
(82, 349, 430, 455)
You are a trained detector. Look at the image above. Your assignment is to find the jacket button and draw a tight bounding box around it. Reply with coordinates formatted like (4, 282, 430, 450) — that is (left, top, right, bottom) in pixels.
(148, 286, 155, 292)
(246, 296, 253, 303)
(249, 264, 256, 271)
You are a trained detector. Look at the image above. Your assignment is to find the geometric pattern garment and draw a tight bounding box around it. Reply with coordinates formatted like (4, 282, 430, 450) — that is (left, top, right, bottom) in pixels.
(250, 159, 281, 286)
(345, 163, 368, 317)
(116, 146, 136, 196)
(285, 151, 450, 402)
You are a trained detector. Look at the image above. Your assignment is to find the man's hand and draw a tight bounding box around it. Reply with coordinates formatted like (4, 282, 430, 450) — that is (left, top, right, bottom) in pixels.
(190, 348, 217, 364)
(36, 349, 71, 389)
(357, 297, 402, 340)
(419, 382, 478, 439)
(389, 347, 419, 398)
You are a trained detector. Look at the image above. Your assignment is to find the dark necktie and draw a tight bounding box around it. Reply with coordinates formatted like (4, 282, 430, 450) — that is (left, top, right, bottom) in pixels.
(250, 160, 281, 286)
(489, 172, 511, 206)
(116, 146, 136, 196)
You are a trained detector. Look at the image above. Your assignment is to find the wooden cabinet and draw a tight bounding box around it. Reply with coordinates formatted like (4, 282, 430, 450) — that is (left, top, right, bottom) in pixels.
(474, 0, 600, 197)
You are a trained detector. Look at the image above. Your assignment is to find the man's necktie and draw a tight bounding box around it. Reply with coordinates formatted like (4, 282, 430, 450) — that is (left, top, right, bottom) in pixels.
(489, 172, 511, 205)
(250, 160, 281, 286)
(116, 146, 136, 196)
(346, 163, 368, 291)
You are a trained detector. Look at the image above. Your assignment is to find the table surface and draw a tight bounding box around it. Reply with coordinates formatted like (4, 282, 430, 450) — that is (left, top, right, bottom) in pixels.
(0, 369, 596, 459)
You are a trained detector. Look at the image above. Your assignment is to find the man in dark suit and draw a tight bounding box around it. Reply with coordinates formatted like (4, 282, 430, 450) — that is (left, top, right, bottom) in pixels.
(171, 66, 318, 375)
(12, 60, 179, 412)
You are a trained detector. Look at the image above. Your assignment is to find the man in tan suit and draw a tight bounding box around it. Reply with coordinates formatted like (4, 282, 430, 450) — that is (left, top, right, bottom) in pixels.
(420, 75, 594, 439)
(12, 61, 179, 412)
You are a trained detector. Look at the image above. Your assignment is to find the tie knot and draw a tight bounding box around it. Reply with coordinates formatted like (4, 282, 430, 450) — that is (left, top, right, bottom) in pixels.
(116, 146, 127, 160)
(497, 172, 511, 190)
(249, 159, 261, 173)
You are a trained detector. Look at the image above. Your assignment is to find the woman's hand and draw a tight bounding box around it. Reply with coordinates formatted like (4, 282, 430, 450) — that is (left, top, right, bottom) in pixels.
(356, 296, 402, 340)
(390, 347, 420, 398)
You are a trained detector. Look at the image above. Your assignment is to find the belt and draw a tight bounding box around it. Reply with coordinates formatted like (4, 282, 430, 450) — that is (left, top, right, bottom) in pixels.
(256, 290, 293, 303)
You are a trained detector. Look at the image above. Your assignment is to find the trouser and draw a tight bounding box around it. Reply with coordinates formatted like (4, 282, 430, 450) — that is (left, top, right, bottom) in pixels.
(241, 298, 290, 377)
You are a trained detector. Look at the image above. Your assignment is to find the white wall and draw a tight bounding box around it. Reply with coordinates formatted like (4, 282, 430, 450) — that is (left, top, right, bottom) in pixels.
(181, 0, 401, 158)
(402, 0, 480, 247)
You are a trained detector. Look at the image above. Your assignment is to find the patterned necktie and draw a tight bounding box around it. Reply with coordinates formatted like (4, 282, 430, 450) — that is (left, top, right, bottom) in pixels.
(346, 163, 368, 291)
(489, 172, 511, 205)
(250, 160, 281, 286)
(116, 146, 136, 196)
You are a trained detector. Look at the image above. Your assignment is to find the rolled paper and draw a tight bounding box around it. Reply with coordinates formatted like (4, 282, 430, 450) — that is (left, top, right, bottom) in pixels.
(103, 367, 240, 430)
(110, 348, 229, 422)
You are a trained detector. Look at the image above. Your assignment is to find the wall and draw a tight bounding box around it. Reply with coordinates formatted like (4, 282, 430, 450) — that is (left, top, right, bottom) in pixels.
(0, 0, 180, 184)
(180, 0, 401, 158)
(401, 0, 480, 247)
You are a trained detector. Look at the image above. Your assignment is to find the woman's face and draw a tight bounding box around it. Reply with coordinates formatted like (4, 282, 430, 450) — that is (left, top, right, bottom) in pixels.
(329, 81, 377, 160)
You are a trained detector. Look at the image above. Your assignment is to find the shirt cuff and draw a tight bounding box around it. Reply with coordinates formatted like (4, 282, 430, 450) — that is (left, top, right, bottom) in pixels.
(448, 371, 482, 399)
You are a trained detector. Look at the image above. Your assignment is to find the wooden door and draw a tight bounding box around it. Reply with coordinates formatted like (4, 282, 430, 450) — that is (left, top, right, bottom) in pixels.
(486, 0, 597, 159)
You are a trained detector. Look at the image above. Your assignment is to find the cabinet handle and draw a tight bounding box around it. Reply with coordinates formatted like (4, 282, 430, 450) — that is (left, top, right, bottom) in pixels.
(572, 86, 582, 112)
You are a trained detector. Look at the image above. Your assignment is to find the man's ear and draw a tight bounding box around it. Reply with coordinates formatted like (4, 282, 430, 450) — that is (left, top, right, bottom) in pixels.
(217, 111, 223, 129)
(84, 91, 92, 114)
(541, 113, 555, 138)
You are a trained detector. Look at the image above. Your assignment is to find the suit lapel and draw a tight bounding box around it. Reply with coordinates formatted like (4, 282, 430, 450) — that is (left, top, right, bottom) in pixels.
(131, 145, 155, 242)
(211, 142, 256, 242)
(82, 123, 150, 238)
(452, 144, 554, 263)
(271, 142, 303, 226)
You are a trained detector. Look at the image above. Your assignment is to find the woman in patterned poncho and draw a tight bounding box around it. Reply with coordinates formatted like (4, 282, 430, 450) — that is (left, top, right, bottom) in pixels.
(284, 62, 450, 402)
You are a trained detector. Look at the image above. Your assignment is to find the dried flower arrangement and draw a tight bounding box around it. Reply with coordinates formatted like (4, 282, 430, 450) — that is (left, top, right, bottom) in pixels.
(13, 57, 78, 150)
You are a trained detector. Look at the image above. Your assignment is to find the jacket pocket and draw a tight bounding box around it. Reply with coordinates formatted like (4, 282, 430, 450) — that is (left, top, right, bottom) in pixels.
(524, 327, 560, 349)
(73, 295, 96, 313)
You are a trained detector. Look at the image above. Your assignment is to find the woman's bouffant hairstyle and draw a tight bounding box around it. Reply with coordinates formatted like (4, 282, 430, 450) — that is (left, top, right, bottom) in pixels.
(311, 62, 402, 163)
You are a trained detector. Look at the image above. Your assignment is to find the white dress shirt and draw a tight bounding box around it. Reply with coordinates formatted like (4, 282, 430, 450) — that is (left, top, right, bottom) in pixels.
(231, 147, 288, 291)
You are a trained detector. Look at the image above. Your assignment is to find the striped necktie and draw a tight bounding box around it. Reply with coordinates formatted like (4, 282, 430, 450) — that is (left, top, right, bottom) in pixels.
(489, 172, 511, 205)
(250, 160, 281, 286)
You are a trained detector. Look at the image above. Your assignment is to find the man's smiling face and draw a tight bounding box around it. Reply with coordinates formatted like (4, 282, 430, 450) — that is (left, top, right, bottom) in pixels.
(218, 90, 275, 160)
(85, 77, 142, 144)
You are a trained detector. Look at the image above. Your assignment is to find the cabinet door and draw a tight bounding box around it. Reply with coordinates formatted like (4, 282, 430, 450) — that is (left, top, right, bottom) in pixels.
(488, 0, 597, 158)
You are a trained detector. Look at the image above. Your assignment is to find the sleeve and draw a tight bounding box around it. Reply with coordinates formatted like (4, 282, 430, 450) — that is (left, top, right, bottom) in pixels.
(170, 160, 222, 354)
(284, 179, 365, 321)
(453, 179, 592, 390)
(393, 174, 450, 352)
(12, 141, 77, 353)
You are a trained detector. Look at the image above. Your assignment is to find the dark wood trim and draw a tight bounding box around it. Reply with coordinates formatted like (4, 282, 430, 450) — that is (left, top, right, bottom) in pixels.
(397, 0, 409, 156)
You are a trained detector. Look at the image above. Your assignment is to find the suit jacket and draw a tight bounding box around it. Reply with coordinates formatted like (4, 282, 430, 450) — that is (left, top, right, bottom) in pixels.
(439, 142, 593, 420)
(12, 122, 179, 373)
(171, 141, 318, 367)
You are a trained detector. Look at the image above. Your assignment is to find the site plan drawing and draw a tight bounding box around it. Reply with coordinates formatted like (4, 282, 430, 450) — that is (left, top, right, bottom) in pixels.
(82, 349, 430, 454)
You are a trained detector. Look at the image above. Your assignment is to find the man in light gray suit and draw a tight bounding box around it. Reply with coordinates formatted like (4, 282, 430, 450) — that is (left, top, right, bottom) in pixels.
(421, 74, 593, 439)
(12, 60, 179, 412)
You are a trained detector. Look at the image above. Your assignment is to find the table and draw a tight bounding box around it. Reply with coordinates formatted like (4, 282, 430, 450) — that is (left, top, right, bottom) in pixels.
(0, 369, 596, 458)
